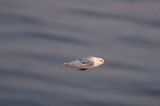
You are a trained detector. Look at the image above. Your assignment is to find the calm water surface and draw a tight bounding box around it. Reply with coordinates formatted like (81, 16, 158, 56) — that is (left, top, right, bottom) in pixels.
(0, 0, 160, 106)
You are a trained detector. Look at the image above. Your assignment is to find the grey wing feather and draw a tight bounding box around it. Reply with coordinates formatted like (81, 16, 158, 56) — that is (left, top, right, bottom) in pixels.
(79, 58, 94, 67)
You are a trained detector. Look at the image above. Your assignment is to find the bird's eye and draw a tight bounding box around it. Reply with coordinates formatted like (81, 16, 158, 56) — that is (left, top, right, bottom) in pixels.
(100, 60, 103, 62)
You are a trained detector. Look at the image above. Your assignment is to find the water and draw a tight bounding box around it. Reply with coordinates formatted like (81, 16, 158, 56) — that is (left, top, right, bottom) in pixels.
(0, 0, 160, 106)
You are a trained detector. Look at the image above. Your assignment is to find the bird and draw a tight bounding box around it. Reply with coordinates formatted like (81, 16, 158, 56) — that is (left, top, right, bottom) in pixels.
(63, 56, 105, 71)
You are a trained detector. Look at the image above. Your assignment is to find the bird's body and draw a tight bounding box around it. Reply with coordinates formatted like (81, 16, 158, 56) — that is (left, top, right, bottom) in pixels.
(63, 56, 105, 71)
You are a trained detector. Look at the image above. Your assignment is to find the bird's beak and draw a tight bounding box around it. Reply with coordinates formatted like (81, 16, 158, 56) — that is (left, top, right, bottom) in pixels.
(103, 60, 107, 66)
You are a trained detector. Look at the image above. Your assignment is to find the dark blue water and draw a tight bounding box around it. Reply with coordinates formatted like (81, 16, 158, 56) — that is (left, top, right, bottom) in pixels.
(0, 0, 160, 106)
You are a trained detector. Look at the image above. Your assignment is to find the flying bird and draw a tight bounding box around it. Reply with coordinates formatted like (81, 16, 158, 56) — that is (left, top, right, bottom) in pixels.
(63, 56, 105, 71)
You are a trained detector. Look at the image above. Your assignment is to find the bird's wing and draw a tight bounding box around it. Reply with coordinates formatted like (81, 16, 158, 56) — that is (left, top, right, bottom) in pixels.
(78, 58, 94, 68)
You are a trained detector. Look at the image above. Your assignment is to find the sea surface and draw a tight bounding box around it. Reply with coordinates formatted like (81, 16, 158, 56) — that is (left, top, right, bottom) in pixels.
(0, 0, 160, 106)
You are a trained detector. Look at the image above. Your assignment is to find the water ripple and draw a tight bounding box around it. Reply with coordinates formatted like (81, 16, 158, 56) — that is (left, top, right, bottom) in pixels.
(117, 35, 160, 48)
(0, 13, 45, 26)
(66, 9, 160, 27)
(0, 32, 91, 46)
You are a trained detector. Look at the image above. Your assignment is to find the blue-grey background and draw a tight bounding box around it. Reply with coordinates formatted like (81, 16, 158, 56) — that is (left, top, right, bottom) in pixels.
(0, 0, 160, 106)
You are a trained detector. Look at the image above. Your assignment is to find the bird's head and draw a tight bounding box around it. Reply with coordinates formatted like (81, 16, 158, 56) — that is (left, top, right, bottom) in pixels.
(93, 57, 106, 67)
(97, 58, 105, 64)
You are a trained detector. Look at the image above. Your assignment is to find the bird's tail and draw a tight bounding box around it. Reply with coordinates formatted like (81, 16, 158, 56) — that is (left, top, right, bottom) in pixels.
(63, 61, 79, 67)
(63, 62, 76, 67)
(63, 63, 69, 66)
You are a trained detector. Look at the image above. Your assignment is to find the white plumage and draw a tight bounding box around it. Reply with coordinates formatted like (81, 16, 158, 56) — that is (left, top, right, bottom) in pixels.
(63, 56, 105, 71)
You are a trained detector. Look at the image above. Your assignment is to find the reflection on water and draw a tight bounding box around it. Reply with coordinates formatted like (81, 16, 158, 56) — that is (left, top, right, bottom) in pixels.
(0, 0, 160, 106)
